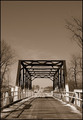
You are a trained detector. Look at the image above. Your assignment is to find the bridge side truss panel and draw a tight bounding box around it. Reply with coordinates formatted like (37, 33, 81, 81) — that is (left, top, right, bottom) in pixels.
(16, 60, 32, 90)
(53, 63, 66, 91)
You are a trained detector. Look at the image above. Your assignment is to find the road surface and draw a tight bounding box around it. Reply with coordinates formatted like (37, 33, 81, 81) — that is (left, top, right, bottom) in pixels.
(1, 97, 82, 119)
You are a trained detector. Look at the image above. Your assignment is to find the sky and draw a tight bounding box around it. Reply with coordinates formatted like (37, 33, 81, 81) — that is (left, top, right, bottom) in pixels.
(1, 1, 82, 87)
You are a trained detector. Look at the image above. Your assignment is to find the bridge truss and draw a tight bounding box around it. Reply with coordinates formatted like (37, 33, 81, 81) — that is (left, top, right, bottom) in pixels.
(16, 60, 67, 90)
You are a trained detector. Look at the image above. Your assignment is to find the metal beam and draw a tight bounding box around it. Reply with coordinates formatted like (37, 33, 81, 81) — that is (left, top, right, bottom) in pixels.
(23, 64, 62, 67)
(16, 60, 21, 86)
(29, 71, 56, 72)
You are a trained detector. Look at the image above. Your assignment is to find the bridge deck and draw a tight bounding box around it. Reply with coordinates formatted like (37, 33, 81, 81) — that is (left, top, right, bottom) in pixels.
(1, 97, 82, 119)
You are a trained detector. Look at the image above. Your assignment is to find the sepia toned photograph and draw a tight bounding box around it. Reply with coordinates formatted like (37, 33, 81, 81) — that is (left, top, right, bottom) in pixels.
(1, 1, 82, 119)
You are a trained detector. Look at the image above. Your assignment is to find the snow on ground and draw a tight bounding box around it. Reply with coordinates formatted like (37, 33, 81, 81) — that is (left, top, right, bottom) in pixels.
(53, 96, 81, 115)
(63, 103, 81, 115)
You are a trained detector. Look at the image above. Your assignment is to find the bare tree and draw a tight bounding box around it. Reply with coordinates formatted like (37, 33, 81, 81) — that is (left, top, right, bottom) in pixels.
(65, 17, 82, 91)
(1, 40, 16, 86)
(67, 54, 82, 90)
(65, 17, 82, 48)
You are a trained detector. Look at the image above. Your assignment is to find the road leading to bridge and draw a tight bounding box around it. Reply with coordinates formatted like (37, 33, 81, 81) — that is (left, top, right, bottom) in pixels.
(1, 97, 82, 119)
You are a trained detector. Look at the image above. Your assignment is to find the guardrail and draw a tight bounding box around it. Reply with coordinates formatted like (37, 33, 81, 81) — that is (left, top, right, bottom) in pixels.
(53, 89, 82, 108)
(1, 86, 33, 108)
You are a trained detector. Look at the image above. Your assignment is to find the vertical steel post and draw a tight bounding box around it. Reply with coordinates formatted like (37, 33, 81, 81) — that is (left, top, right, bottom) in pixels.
(62, 66, 64, 89)
(29, 80, 32, 90)
(53, 78, 55, 90)
(60, 68, 62, 88)
(25, 71, 28, 89)
(16, 60, 21, 86)
(23, 67, 24, 89)
(63, 60, 69, 101)
(58, 70, 60, 90)
(63, 60, 68, 85)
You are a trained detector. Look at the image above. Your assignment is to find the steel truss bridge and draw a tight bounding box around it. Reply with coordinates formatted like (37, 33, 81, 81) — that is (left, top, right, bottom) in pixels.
(16, 60, 67, 91)
(1, 60, 82, 119)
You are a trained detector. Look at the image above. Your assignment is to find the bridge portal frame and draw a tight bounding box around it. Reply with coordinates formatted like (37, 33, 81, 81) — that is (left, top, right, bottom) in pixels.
(16, 60, 68, 91)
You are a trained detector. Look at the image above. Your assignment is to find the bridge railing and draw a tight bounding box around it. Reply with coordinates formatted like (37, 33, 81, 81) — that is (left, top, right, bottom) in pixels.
(53, 89, 82, 108)
(1, 86, 33, 108)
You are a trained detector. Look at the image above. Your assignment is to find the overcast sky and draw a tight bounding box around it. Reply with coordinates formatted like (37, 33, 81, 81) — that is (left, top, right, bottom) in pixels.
(1, 1, 82, 87)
